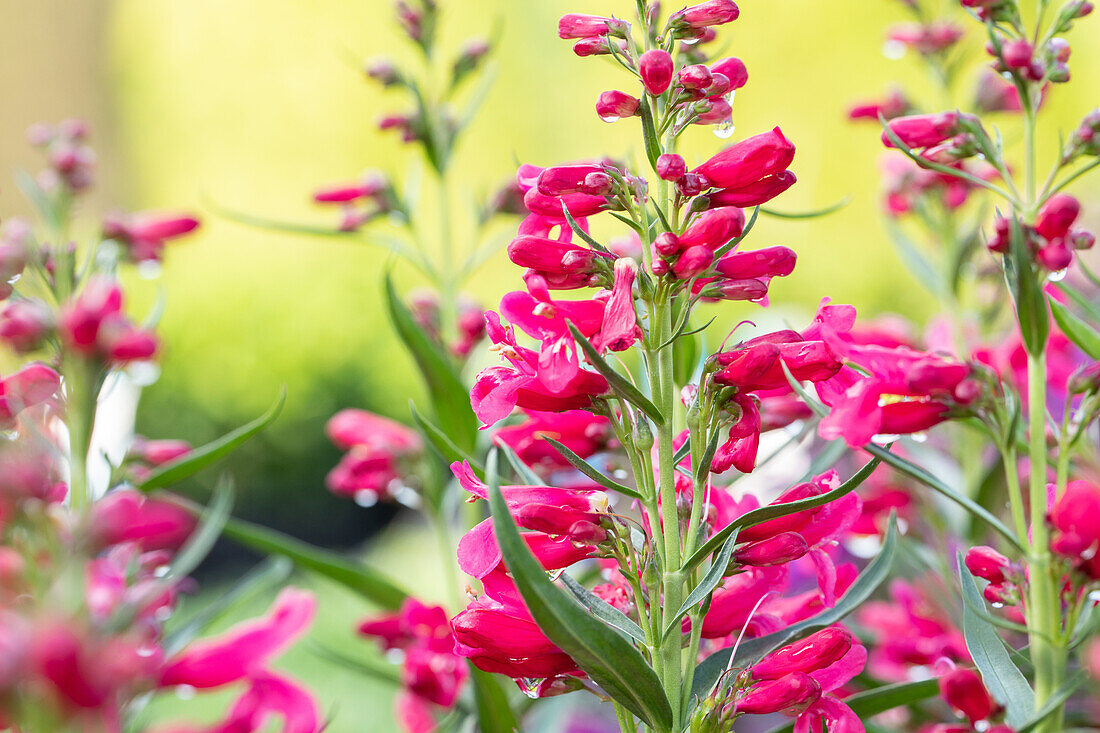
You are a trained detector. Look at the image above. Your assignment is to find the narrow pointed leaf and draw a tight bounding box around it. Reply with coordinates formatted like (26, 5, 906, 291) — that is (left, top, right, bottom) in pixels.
(469, 666, 520, 733)
(638, 99, 662, 171)
(684, 454, 881, 572)
(385, 272, 478, 452)
(567, 322, 664, 424)
(759, 196, 850, 220)
(560, 573, 647, 644)
(1049, 297, 1100, 359)
(220, 515, 408, 610)
(486, 451, 673, 729)
(561, 202, 612, 254)
(542, 436, 640, 499)
(137, 389, 286, 491)
(691, 516, 899, 702)
(409, 401, 485, 475)
(498, 443, 546, 486)
(663, 530, 738, 640)
(958, 559, 1034, 727)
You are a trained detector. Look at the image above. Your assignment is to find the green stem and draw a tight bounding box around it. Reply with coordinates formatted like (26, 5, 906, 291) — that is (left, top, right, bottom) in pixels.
(1025, 350, 1066, 733)
(64, 356, 97, 515)
(999, 442, 1029, 546)
(650, 296, 683, 728)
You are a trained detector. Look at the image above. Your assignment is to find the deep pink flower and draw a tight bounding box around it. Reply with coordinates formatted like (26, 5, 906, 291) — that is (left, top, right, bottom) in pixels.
(753, 628, 855, 680)
(0, 299, 52, 352)
(668, 0, 740, 33)
(159, 588, 315, 689)
(939, 668, 994, 723)
(493, 409, 612, 473)
(89, 489, 196, 552)
(886, 21, 964, 54)
(713, 329, 845, 392)
(129, 436, 192, 466)
(735, 532, 810, 567)
(102, 211, 200, 263)
(882, 112, 963, 149)
(708, 170, 797, 207)
(694, 128, 795, 191)
(327, 408, 422, 453)
(507, 235, 612, 289)
(59, 279, 157, 363)
(452, 460, 609, 541)
(456, 517, 595, 581)
(656, 154, 687, 182)
(715, 245, 796, 279)
(1035, 193, 1081, 240)
(710, 57, 748, 90)
(639, 50, 675, 95)
(678, 206, 746, 250)
(557, 14, 629, 39)
(849, 88, 911, 120)
(736, 672, 821, 715)
(1050, 479, 1100, 578)
(0, 362, 60, 427)
(594, 259, 640, 352)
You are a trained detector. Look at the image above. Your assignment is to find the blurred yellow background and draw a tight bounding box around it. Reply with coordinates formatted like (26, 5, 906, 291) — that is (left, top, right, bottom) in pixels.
(3, 1, 1100, 729)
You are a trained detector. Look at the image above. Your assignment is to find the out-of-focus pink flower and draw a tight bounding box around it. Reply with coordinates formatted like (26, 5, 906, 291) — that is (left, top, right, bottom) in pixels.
(975, 70, 1026, 112)
(493, 409, 612, 474)
(557, 14, 629, 39)
(886, 21, 965, 55)
(882, 112, 964, 149)
(325, 409, 422, 503)
(0, 299, 52, 353)
(1050, 479, 1100, 578)
(102, 211, 200, 263)
(159, 588, 316, 689)
(59, 279, 158, 364)
(848, 88, 911, 120)
(0, 363, 60, 427)
(89, 489, 196, 552)
(939, 668, 995, 724)
(158, 672, 321, 733)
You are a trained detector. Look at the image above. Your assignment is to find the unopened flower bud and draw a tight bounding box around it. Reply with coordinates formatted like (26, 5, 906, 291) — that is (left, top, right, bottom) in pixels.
(572, 37, 629, 57)
(597, 90, 641, 122)
(657, 153, 687, 181)
(365, 59, 401, 86)
(939, 668, 994, 723)
(678, 173, 708, 197)
(633, 418, 654, 452)
(678, 64, 713, 91)
(965, 546, 1011, 584)
(582, 172, 614, 196)
(1001, 39, 1033, 69)
(639, 50, 675, 95)
(1070, 229, 1096, 250)
(558, 13, 630, 39)
(736, 672, 821, 715)
(1069, 362, 1100, 394)
(1036, 193, 1081, 240)
(673, 246, 714, 278)
(667, 0, 740, 36)
(654, 232, 681, 256)
(710, 57, 748, 90)
(734, 532, 810, 567)
(752, 628, 854, 679)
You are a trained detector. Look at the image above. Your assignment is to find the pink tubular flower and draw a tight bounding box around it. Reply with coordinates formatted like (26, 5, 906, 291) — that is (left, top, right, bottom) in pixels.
(668, 0, 740, 34)
(882, 112, 963, 149)
(849, 88, 911, 121)
(89, 489, 196, 552)
(159, 672, 321, 733)
(557, 13, 629, 39)
(507, 234, 613, 289)
(0, 362, 60, 427)
(657, 154, 687, 182)
(159, 588, 316, 689)
(594, 258, 640, 352)
(737, 673, 821, 715)
(939, 668, 994, 723)
(712, 314, 849, 392)
(707, 170, 797, 207)
(452, 460, 609, 542)
(678, 206, 746, 250)
(324, 408, 422, 502)
(753, 628, 855, 680)
(129, 436, 192, 466)
(1050, 479, 1100, 578)
(711, 57, 748, 90)
(715, 245, 796, 279)
(886, 21, 964, 55)
(493, 409, 612, 474)
(596, 89, 641, 122)
(326, 408, 421, 453)
(59, 278, 158, 364)
(1035, 193, 1081, 240)
(639, 50, 675, 95)
(0, 298, 52, 353)
(694, 127, 795, 192)
(102, 211, 200, 263)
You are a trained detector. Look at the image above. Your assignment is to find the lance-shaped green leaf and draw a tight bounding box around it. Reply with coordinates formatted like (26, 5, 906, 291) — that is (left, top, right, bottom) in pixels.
(137, 389, 286, 491)
(691, 516, 899, 702)
(410, 401, 485, 475)
(1050, 297, 1100, 360)
(764, 679, 940, 732)
(662, 530, 738, 641)
(561, 202, 612, 255)
(486, 451, 673, 729)
(220, 515, 408, 610)
(498, 443, 546, 486)
(1002, 217, 1050, 357)
(469, 666, 520, 733)
(638, 99, 663, 171)
(958, 558, 1035, 728)
(759, 196, 851, 220)
(567, 322, 665, 424)
(683, 454, 881, 572)
(1056, 282, 1100, 322)
(560, 573, 647, 644)
(692, 427, 722, 485)
(385, 272, 478, 453)
(542, 436, 640, 499)
(887, 221, 949, 301)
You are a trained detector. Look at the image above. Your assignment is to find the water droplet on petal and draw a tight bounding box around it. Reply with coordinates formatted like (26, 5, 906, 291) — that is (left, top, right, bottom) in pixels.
(882, 41, 906, 60)
(516, 677, 544, 699)
(354, 489, 379, 507)
(1048, 268, 1068, 282)
(713, 121, 736, 139)
(176, 685, 196, 700)
(598, 113, 621, 123)
(910, 432, 928, 443)
(871, 433, 901, 446)
(137, 260, 162, 280)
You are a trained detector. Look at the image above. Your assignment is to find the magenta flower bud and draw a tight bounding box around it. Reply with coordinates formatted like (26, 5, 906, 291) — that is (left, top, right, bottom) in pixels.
(736, 672, 821, 715)
(1038, 239, 1073, 270)
(668, 0, 740, 33)
(597, 90, 641, 122)
(715, 245, 796, 279)
(572, 37, 629, 57)
(965, 546, 1011, 584)
(364, 59, 400, 86)
(705, 73, 731, 97)
(1036, 193, 1081, 240)
(639, 50, 675, 95)
(752, 628, 854, 680)
(939, 668, 994, 723)
(679, 206, 746, 250)
(882, 112, 962, 149)
(1047, 37, 1071, 62)
(708, 170, 797, 207)
(1071, 0, 1094, 17)
(1070, 228, 1095, 250)
(672, 246, 714, 278)
(696, 128, 795, 190)
(582, 172, 614, 196)
(654, 232, 681, 256)
(710, 57, 748, 90)
(651, 254, 670, 276)
(694, 97, 732, 125)
(678, 64, 713, 91)
(734, 532, 809, 567)
(657, 154, 687, 181)
(1001, 39, 1033, 68)
(558, 13, 629, 39)
(701, 278, 768, 301)
(537, 165, 606, 196)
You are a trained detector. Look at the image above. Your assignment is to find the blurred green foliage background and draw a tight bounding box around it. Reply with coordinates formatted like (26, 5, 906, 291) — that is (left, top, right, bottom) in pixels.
(2, 0, 1100, 729)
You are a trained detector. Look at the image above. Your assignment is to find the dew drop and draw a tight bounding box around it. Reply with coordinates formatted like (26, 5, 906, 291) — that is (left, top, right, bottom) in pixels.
(137, 260, 162, 280)
(882, 41, 906, 60)
(175, 685, 196, 700)
(385, 648, 406, 664)
(517, 677, 544, 699)
(354, 489, 379, 508)
(546, 567, 566, 581)
(612, 468, 628, 480)
(1048, 268, 1068, 282)
(910, 432, 928, 443)
(871, 433, 901, 446)
(599, 113, 622, 123)
(713, 121, 736, 139)
(126, 361, 161, 387)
